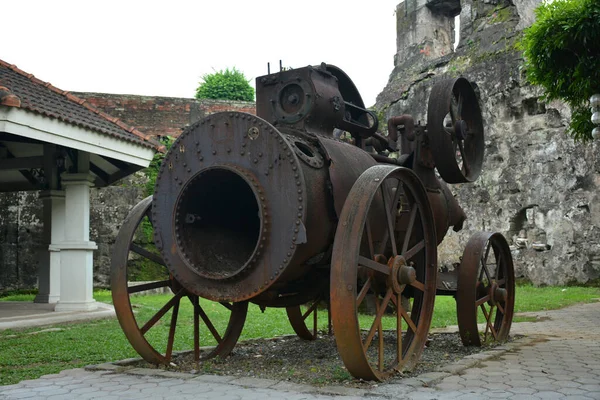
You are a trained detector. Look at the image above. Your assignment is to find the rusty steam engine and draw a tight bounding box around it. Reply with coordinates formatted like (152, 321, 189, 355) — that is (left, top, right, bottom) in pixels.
(112, 63, 515, 381)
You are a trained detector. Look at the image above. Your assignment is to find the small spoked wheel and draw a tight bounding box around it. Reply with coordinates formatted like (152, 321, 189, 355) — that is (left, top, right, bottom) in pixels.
(427, 77, 484, 183)
(286, 296, 331, 340)
(111, 196, 248, 364)
(331, 165, 437, 381)
(456, 232, 515, 346)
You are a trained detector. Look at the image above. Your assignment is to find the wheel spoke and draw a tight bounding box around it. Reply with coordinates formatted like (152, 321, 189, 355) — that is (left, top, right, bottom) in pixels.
(480, 256, 493, 283)
(364, 288, 393, 350)
(313, 303, 318, 337)
(144, 208, 154, 226)
(376, 180, 403, 255)
(192, 296, 200, 362)
(358, 256, 390, 275)
(496, 301, 505, 315)
(302, 301, 320, 321)
(475, 294, 491, 307)
(457, 140, 470, 176)
(365, 220, 375, 259)
(402, 240, 425, 262)
(450, 96, 458, 123)
(410, 279, 425, 292)
(357, 276, 372, 307)
(397, 293, 403, 364)
(195, 303, 223, 344)
(165, 297, 181, 361)
(381, 186, 397, 256)
(377, 295, 384, 372)
(481, 304, 498, 341)
(400, 305, 418, 333)
(401, 207, 418, 255)
(140, 288, 185, 335)
(481, 303, 490, 339)
(128, 279, 170, 294)
(130, 244, 167, 267)
(478, 264, 486, 283)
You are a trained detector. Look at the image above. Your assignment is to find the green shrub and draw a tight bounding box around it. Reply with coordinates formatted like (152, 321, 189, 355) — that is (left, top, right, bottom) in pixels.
(520, 0, 600, 141)
(195, 67, 254, 102)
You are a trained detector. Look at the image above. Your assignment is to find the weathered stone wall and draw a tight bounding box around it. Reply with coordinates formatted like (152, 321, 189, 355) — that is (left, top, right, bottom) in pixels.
(0, 192, 41, 290)
(376, 0, 600, 285)
(0, 96, 257, 291)
(73, 93, 256, 138)
(0, 177, 147, 291)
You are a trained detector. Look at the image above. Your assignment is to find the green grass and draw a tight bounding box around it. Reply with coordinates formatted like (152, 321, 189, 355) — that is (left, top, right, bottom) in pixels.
(1, 284, 599, 386)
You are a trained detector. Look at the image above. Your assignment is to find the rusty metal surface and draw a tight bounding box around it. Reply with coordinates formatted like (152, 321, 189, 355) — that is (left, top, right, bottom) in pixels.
(330, 165, 437, 381)
(456, 231, 515, 346)
(152, 113, 329, 302)
(111, 62, 516, 382)
(427, 77, 484, 183)
(286, 294, 329, 341)
(111, 196, 248, 365)
(256, 65, 344, 136)
(317, 135, 377, 217)
(436, 269, 459, 293)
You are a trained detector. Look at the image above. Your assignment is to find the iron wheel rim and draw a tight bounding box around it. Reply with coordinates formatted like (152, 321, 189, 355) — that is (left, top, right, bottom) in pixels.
(331, 165, 438, 380)
(111, 196, 248, 364)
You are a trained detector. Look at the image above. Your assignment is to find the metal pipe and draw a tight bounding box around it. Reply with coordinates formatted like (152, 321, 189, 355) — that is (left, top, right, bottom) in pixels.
(387, 115, 415, 143)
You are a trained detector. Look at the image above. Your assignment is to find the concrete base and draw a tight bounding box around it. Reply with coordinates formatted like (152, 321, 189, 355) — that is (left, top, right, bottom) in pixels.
(0, 301, 114, 331)
(33, 294, 60, 304)
(54, 299, 98, 312)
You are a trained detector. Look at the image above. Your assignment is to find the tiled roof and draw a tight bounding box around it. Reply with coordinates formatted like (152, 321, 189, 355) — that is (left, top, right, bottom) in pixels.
(0, 60, 165, 152)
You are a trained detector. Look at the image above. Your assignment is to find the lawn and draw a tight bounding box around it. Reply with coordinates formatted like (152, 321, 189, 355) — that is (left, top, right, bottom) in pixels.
(0, 284, 598, 386)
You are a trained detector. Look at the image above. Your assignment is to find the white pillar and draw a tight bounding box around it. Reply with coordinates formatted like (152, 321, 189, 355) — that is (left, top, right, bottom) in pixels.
(54, 173, 98, 312)
(34, 190, 65, 304)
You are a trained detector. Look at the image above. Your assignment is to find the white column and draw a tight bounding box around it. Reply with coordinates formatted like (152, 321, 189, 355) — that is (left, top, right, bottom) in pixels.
(54, 173, 98, 312)
(34, 190, 65, 304)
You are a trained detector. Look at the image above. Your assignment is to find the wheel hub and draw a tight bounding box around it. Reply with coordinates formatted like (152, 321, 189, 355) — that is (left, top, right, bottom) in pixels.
(454, 119, 468, 141)
(387, 255, 417, 294)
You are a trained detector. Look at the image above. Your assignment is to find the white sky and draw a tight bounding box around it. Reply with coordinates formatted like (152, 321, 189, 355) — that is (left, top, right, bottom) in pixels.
(2, 1, 401, 107)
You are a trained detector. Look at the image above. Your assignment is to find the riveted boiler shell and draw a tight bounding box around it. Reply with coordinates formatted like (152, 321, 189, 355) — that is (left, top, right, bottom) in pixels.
(152, 113, 312, 302)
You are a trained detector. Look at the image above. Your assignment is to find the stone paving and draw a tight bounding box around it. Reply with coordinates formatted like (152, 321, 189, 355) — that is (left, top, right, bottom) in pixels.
(1, 301, 599, 399)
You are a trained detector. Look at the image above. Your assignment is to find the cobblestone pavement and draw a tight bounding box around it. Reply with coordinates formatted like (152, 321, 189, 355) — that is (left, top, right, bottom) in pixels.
(1, 301, 599, 399)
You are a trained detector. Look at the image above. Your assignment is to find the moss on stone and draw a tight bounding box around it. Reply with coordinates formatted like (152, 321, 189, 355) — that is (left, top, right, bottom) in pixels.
(488, 6, 512, 24)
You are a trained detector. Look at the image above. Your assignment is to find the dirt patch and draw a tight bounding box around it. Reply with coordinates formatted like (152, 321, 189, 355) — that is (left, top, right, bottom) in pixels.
(134, 332, 511, 387)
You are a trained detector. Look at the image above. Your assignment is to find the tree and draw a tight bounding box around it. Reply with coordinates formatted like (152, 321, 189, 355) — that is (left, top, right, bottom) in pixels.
(520, 0, 600, 141)
(195, 67, 255, 102)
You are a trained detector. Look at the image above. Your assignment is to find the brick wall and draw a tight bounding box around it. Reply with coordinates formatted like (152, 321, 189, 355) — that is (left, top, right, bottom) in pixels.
(73, 93, 256, 138)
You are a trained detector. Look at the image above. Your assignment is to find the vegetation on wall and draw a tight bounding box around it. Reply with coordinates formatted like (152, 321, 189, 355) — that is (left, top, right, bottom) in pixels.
(128, 136, 174, 282)
(195, 67, 255, 102)
(520, 0, 600, 141)
(144, 136, 174, 198)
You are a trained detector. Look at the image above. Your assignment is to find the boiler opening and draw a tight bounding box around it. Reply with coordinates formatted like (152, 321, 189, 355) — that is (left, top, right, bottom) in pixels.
(175, 168, 261, 280)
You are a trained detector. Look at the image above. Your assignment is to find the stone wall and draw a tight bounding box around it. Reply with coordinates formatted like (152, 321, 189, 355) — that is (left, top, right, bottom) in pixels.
(376, 0, 600, 285)
(0, 192, 41, 290)
(0, 96, 256, 291)
(73, 93, 256, 138)
(0, 177, 148, 291)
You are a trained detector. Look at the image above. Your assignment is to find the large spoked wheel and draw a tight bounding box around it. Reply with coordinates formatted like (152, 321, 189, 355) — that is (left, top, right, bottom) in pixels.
(111, 196, 248, 365)
(331, 165, 438, 381)
(286, 296, 331, 340)
(427, 77, 484, 183)
(456, 232, 515, 346)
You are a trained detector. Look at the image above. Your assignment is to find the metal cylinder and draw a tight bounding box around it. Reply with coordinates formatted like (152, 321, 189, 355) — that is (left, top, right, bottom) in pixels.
(152, 112, 335, 303)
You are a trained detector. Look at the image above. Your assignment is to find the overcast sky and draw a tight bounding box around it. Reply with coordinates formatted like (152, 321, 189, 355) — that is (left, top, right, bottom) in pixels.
(2, 1, 401, 107)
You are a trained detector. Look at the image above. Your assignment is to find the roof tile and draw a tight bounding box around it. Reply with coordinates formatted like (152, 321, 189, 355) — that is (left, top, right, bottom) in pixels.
(0, 59, 165, 152)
